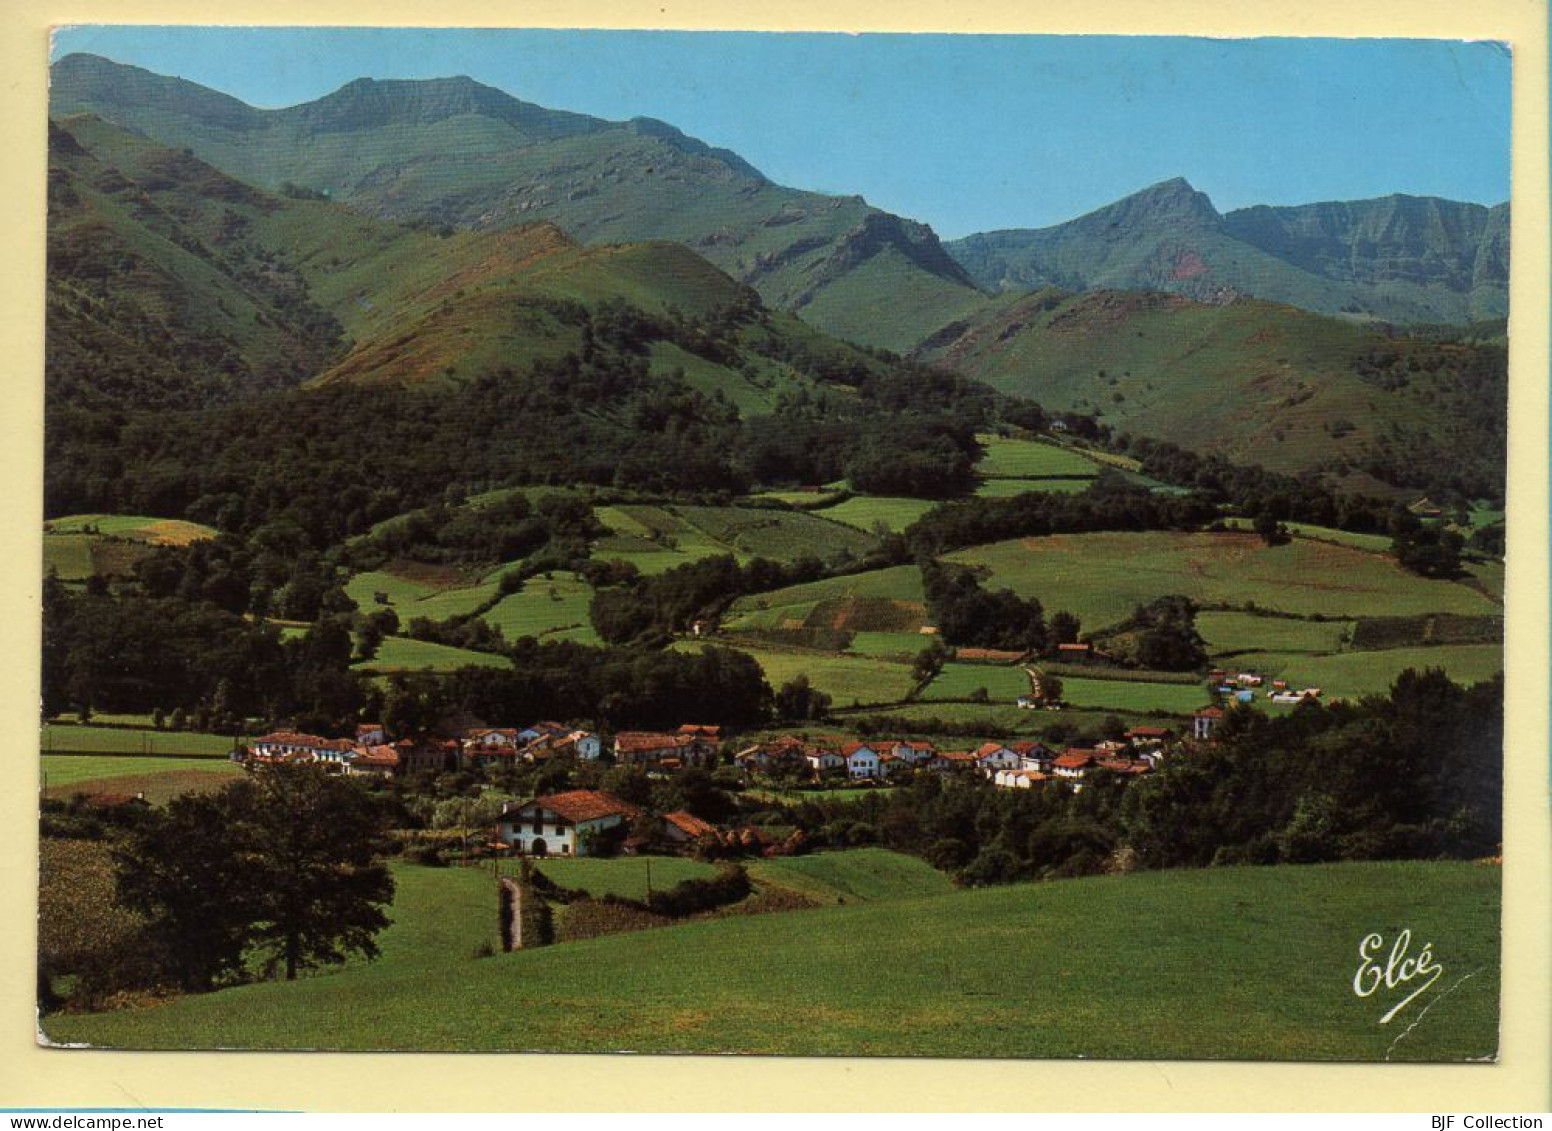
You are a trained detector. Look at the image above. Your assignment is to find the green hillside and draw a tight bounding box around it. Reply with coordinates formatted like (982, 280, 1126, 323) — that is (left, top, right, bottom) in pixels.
(43, 859, 1499, 1060)
(917, 287, 1506, 494)
(50, 53, 986, 351)
(46, 117, 345, 409)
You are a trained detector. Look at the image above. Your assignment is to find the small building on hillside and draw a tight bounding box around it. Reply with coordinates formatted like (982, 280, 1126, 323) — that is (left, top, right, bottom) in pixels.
(661, 810, 716, 845)
(1193, 706, 1224, 741)
(355, 723, 386, 747)
(347, 745, 400, 777)
(614, 731, 717, 769)
(840, 741, 881, 779)
(805, 748, 844, 775)
(496, 790, 641, 857)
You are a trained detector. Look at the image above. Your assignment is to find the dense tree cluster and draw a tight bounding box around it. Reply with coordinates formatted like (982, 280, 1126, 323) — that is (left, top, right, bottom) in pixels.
(904, 480, 1217, 557)
(920, 561, 1052, 653)
(757, 670, 1501, 884)
(113, 767, 393, 991)
(379, 640, 774, 731)
(589, 554, 837, 645)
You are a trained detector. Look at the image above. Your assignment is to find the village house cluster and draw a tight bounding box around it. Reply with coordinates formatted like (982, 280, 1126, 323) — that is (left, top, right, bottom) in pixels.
(732, 728, 1174, 791)
(240, 720, 604, 776)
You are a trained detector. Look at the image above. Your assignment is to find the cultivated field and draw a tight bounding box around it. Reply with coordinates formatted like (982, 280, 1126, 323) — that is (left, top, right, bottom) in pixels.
(974, 435, 1099, 479)
(41, 725, 237, 757)
(685, 643, 915, 707)
(976, 477, 1092, 498)
(747, 848, 952, 904)
(353, 636, 511, 673)
(41, 755, 244, 803)
(345, 565, 505, 622)
(479, 573, 599, 645)
(817, 496, 937, 534)
(724, 566, 927, 634)
(592, 503, 876, 575)
(44, 514, 218, 582)
(521, 856, 718, 901)
(1222, 644, 1502, 700)
(921, 663, 1209, 716)
(946, 531, 1500, 629)
(43, 859, 1499, 1061)
(1197, 612, 1354, 656)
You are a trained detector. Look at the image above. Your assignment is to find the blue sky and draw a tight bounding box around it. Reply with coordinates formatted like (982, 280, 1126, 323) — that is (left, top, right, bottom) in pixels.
(50, 27, 1511, 239)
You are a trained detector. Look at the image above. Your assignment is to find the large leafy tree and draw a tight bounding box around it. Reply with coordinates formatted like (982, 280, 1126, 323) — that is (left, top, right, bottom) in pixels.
(115, 766, 394, 990)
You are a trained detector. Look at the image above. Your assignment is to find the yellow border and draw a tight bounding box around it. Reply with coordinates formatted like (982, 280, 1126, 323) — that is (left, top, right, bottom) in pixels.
(2, 0, 1547, 1112)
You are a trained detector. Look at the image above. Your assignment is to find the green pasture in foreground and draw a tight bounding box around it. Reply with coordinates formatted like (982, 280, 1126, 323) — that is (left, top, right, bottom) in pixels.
(41, 725, 237, 756)
(747, 848, 953, 904)
(44, 860, 1499, 1061)
(947, 531, 1498, 630)
(353, 636, 511, 673)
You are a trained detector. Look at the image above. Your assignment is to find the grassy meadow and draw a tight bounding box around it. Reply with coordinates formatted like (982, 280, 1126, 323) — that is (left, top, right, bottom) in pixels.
(41, 725, 237, 756)
(43, 858, 1499, 1061)
(947, 531, 1499, 629)
(479, 572, 599, 645)
(41, 755, 245, 804)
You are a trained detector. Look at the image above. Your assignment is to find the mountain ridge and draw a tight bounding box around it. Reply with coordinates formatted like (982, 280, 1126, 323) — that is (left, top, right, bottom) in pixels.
(946, 177, 1509, 325)
(49, 53, 976, 351)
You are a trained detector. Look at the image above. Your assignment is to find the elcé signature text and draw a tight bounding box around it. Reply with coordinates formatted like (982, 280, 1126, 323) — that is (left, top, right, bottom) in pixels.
(1352, 929, 1444, 1024)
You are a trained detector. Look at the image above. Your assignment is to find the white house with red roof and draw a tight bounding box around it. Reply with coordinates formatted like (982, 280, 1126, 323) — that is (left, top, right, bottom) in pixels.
(973, 743, 1021, 771)
(496, 790, 641, 856)
(804, 748, 844, 775)
(1193, 707, 1224, 740)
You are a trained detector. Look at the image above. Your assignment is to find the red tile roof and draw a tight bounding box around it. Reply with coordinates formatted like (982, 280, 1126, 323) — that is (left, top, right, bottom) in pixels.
(1053, 752, 1094, 770)
(1126, 726, 1171, 738)
(663, 810, 716, 838)
(1195, 707, 1224, 718)
(839, 741, 875, 756)
(524, 790, 641, 824)
(677, 724, 721, 738)
(614, 731, 696, 753)
(352, 745, 400, 768)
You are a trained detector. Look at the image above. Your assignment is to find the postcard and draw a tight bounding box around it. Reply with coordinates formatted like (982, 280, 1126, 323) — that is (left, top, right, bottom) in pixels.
(14, 11, 1550, 1111)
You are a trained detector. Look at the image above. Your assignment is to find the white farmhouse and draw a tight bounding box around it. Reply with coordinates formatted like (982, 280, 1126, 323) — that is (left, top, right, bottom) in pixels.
(496, 790, 640, 857)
